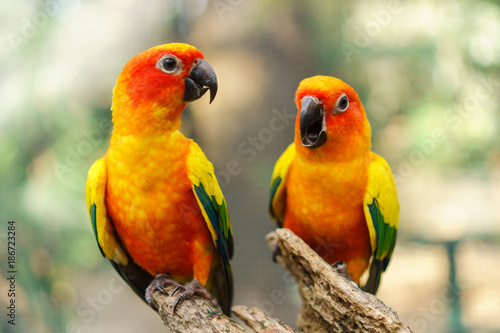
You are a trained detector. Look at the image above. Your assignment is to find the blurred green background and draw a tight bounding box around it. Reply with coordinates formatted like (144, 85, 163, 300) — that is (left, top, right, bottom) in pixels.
(1, 0, 500, 332)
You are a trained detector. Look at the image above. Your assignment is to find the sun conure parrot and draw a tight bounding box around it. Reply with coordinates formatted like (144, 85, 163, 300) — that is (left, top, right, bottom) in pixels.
(269, 76, 399, 294)
(85, 43, 233, 314)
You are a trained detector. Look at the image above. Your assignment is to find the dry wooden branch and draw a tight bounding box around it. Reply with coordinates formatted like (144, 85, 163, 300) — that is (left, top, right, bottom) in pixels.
(151, 285, 246, 333)
(266, 228, 413, 333)
(151, 287, 296, 332)
(151, 228, 412, 332)
(232, 305, 299, 333)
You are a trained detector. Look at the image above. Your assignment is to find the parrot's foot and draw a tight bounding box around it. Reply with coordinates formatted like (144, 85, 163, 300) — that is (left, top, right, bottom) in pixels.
(171, 278, 218, 313)
(331, 261, 351, 280)
(271, 243, 282, 263)
(145, 274, 181, 311)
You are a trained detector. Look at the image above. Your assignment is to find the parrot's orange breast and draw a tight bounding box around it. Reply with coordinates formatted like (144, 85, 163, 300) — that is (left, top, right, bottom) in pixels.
(283, 155, 372, 283)
(104, 132, 214, 281)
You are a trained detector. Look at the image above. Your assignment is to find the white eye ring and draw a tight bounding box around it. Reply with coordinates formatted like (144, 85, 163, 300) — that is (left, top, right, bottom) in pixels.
(156, 54, 181, 74)
(335, 93, 349, 113)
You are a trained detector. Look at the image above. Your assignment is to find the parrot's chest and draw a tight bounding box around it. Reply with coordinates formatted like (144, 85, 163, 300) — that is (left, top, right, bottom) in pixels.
(286, 159, 368, 220)
(283, 158, 371, 274)
(104, 135, 212, 276)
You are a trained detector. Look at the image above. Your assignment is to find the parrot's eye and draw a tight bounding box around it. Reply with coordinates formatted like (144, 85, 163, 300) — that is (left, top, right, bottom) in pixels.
(157, 55, 180, 74)
(335, 94, 349, 113)
(163, 58, 176, 70)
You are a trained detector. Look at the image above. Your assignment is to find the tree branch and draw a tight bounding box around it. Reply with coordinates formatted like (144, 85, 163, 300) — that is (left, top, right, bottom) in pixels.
(232, 305, 299, 333)
(151, 285, 246, 333)
(151, 228, 412, 332)
(266, 228, 413, 333)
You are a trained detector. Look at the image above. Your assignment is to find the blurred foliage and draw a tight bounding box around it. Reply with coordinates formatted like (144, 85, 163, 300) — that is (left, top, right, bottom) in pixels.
(0, 0, 499, 332)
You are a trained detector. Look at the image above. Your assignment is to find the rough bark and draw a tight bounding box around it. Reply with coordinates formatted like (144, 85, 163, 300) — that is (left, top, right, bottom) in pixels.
(151, 285, 246, 333)
(232, 305, 299, 332)
(267, 228, 413, 333)
(151, 228, 412, 332)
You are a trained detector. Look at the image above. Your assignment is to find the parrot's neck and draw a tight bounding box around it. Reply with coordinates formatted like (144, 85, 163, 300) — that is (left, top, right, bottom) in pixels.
(294, 134, 371, 164)
(107, 128, 190, 171)
(110, 102, 184, 137)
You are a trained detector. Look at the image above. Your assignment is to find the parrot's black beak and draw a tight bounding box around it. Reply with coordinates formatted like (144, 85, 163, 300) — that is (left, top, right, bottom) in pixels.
(299, 96, 327, 149)
(183, 59, 218, 104)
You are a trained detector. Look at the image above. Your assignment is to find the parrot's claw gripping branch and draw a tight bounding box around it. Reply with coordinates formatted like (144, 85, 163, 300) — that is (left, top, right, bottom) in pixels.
(150, 282, 246, 332)
(146, 274, 181, 311)
(271, 242, 282, 263)
(171, 279, 219, 313)
(146, 275, 219, 315)
(331, 261, 351, 280)
(267, 228, 413, 333)
(149, 280, 297, 332)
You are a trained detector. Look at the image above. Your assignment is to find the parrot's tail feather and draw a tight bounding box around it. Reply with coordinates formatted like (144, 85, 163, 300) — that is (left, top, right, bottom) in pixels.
(362, 259, 383, 295)
(109, 254, 154, 303)
(208, 261, 233, 316)
(97, 217, 155, 302)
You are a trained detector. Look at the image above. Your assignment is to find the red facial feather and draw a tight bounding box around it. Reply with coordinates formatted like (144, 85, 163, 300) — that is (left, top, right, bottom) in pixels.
(111, 43, 205, 135)
(122, 44, 204, 106)
(294, 76, 372, 161)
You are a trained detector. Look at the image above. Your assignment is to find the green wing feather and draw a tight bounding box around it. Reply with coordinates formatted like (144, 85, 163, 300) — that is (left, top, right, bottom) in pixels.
(269, 143, 296, 227)
(86, 159, 128, 265)
(362, 153, 399, 294)
(187, 142, 234, 314)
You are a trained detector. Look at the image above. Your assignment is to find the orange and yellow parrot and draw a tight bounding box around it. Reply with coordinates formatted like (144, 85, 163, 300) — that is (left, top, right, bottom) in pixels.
(269, 76, 399, 294)
(86, 43, 233, 314)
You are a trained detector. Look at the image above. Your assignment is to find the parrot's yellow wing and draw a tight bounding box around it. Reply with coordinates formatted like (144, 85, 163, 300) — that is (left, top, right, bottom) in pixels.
(362, 153, 399, 294)
(186, 142, 233, 314)
(86, 158, 128, 265)
(87, 159, 156, 300)
(269, 143, 296, 227)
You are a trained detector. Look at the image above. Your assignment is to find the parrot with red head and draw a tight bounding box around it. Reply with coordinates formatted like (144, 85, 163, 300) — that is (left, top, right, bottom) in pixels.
(270, 76, 398, 293)
(86, 43, 233, 314)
